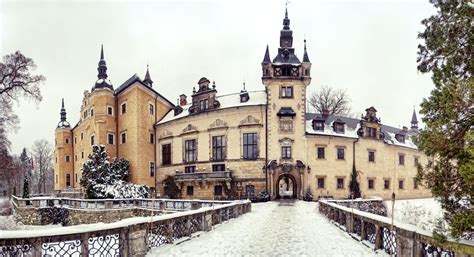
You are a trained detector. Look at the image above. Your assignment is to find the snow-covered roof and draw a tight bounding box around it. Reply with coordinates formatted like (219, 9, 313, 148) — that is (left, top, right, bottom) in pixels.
(305, 113, 418, 149)
(158, 90, 266, 124)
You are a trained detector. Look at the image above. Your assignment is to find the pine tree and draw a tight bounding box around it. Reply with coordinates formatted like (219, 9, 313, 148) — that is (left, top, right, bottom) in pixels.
(349, 164, 361, 199)
(416, 0, 473, 240)
(163, 176, 180, 199)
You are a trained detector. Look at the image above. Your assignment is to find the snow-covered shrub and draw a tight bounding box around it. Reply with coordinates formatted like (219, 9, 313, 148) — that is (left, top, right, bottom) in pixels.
(80, 145, 148, 199)
(0, 199, 12, 216)
(39, 207, 69, 225)
(257, 190, 269, 202)
(303, 187, 313, 202)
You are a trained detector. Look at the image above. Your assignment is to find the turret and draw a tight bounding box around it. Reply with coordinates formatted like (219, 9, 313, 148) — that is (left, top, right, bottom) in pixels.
(92, 45, 113, 91)
(143, 65, 154, 87)
(302, 39, 311, 78)
(411, 108, 418, 130)
(54, 99, 74, 190)
(57, 98, 70, 128)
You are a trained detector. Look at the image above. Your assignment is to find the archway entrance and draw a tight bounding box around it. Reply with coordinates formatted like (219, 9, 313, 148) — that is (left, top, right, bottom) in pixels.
(275, 174, 297, 199)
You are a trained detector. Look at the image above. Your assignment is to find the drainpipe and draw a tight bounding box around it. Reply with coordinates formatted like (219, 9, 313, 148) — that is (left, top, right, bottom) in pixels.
(265, 88, 269, 198)
(153, 96, 158, 198)
(352, 137, 359, 197)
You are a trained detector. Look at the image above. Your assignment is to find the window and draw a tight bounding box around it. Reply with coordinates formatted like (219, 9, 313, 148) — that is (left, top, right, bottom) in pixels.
(90, 108, 94, 116)
(187, 186, 194, 196)
(107, 106, 113, 115)
(368, 151, 375, 162)
(414, 179, 418, 189)
(414, 157, 419, 167)
(149, 162, 155, 176)
(108, 134, 114, 145)
(313, 121, 324, 131)
(384, 179, 390, 190)
(212, 136, 225, 161)
(121, 132, 126, 144)
(66, 174, 71, 187)
(81, 132, 84, 140)
(336, 178, 344, 189)
(83, 110, 87, 119)
(317, 147, 325, 159)
(65, 155, 70, 162)
(399, 180, 404, 189)
(150, 133, 155, 144)
(281, 146, 292, 159)
(212, 164, 226, 172)
(75, 174, 78, 183)
(185, 166, 196, 173)
(337, 148, 345, 160)
(317, 177, 325, 189)
(74, 155, 77, 162)
(65, 138, 69, 144)
(214, 185, 223, 196)
(149, 103, 154, 115)
(243, 133, 258, 159)
(399, 154, 405, 165)
(367, 127, 377, 138)
(246, 185, 255, 196)
(81, 152, 84, 159)
(334, 123, 345, 133)
(368, 179, 374, 189)
(74, 137, 77, 144)
(396, 134, 405, 143)
(121, 103, 127, 114)
(200, 99, 209, 110)
(280, 85, 293, 98)
(162, 144, 171, 165)
(90, 135, 95, 146)
(184, 139, 197, 163)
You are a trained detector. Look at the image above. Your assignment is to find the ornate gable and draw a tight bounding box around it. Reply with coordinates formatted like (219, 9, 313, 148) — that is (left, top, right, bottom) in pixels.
(209, 119, 228, 131)
(239, 115, 262, 127)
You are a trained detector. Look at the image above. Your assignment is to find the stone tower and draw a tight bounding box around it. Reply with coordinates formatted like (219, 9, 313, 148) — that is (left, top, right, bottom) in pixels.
(54, 98, 74, 190)
(262, 7, 312, 199)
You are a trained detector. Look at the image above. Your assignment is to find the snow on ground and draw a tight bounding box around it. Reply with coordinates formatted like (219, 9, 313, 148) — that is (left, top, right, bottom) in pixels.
(148, 201, 388, 257)
(386, 198, 445, 233)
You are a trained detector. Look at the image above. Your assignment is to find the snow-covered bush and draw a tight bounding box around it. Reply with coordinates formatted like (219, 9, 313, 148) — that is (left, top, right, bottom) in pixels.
(80, 145, 148, 199)
(257, 190, 269, 202)
(39, 206, 69, 225)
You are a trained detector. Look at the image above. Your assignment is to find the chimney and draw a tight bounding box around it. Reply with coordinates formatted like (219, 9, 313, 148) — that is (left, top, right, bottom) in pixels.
(322, 109, 329, 116)
(179, 94, 187, 106)
(402, 126, 408, 132)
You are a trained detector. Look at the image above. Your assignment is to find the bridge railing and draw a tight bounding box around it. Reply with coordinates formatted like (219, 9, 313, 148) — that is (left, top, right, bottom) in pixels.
(319, 200, 474, 257)
(11, 195, 230, 211)
(0, 200, 251, 257)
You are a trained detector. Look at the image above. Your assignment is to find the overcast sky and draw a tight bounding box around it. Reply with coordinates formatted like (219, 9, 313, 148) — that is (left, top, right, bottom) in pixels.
(2, 0, 436, 154)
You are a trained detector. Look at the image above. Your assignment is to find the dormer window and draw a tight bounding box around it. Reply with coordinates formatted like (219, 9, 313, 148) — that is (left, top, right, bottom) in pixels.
(396, 134, 405, 143)
(312, 120, 324, 131)
(200, 99, 209, 110)
(367, 127, 377, 138)
(333, 119, 345, 133)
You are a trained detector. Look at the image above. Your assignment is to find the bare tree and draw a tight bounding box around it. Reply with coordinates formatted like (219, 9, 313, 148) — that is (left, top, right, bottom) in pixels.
(31, 139, 53, 194)
(308, 85, 352, 116)
(0, 51, 45, 131)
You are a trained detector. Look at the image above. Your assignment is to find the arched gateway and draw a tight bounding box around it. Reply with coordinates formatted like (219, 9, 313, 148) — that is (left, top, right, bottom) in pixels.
(275, 173, 298, 199)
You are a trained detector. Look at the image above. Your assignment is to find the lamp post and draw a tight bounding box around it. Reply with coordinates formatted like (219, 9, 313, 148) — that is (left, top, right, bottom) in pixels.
(391, 192, 396, 256)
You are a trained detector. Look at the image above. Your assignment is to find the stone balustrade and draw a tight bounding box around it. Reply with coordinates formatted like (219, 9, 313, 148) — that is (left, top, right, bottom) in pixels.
(0, 200, 251, 256)
(319, 200, 474, 257)
(174, 170, 232, 182)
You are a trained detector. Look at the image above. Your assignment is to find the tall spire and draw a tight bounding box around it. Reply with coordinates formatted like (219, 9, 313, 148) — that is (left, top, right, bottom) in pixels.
(97, 44, 108, 80)
(57, 98, 70, 128)
(283, 3, 290, 30)
(143, 65, 153, 87)
(93, 44, 113, 91)
(302, 39, 310, 63)
(411, 107, 418, 129)
(262, 45, 271, 63)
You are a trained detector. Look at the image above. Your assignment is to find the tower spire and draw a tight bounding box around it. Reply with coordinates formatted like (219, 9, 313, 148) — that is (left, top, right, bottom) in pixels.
(303, 39, 310, 63)
(100, 44, 104, 60)
(411, 107, 418, 129)
(57, 98, 70, 128)
(283, 3, 290, 30)
(143, 64, 153, 87)
(93, 45, 114, 91)
(262, 45, 271, 63)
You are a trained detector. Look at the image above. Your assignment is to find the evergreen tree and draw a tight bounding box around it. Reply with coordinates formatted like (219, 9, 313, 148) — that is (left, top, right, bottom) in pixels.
(19, 148, 30, 197)
(163, 176, 180, 199)
(349, 164, 361, 199)
(80, 145, 148, 199)
(416, 1, 473, 239)
(22, 176, 29, 198)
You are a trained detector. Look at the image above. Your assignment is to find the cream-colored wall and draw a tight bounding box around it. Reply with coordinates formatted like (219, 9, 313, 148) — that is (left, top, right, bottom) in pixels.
(54, 128, 73, 190)
(155, 105, 267, 198)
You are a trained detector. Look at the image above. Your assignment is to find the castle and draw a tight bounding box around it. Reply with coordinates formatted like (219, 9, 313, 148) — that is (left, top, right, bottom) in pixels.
(54, 8, 431, 200)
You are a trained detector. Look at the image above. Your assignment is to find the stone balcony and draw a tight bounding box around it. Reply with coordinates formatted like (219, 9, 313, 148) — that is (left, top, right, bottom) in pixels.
(174, 170, 231, 183)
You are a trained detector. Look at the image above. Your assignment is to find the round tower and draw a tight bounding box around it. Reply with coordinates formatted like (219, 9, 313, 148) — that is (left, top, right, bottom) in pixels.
(54, 98, 74, 191)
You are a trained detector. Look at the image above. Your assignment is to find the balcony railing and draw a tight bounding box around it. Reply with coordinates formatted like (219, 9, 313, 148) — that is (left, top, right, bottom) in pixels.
(174, 170, 231, 182)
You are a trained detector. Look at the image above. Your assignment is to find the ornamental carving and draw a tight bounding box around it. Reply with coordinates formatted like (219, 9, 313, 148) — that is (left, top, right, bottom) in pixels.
(239, 115, 261, 126)
(159, 130, 173, 139)
(182, 124, 198, 134)
(209, 119, 228, 130)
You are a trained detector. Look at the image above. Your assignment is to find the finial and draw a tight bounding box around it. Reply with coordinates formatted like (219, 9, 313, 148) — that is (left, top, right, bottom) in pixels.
(193, 86, 196, 94)
(144, 64, 153, 86)
(100, 44, 104, 60)
(285, 0, 290, 19)
(243, 81, 246, 90)
(61, 98, 65, 109)
(262, 44, 271, 63)
(212, 81, 216, 89)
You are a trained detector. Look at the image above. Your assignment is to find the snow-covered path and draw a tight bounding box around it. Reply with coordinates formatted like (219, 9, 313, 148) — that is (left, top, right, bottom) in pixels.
(148, 200, 386, 257)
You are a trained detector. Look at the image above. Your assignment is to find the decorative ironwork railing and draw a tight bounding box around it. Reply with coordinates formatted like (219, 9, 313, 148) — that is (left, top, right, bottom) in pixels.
(319, 200, 473, 257)
(11, 195, 230, 211)
(0, 200, 251, 257)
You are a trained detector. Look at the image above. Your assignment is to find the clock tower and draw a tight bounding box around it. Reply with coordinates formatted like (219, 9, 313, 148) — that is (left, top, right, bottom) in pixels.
(262, 6, 312, 199)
